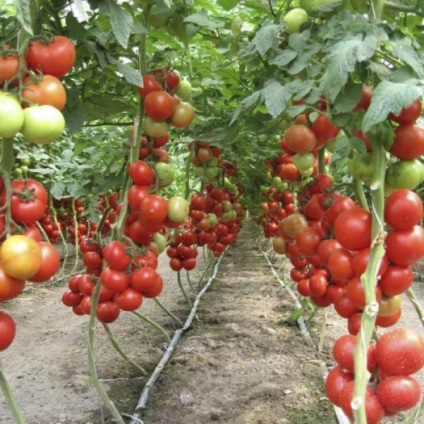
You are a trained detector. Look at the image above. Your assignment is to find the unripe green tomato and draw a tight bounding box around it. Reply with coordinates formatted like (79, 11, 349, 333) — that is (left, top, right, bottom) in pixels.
(167, 196, 189, 223)
(152, 232, 167, 253)
(348, 152, 374, 185)
(293, 152, 315, 171)
(175, 80, 192, 100)
(299, 0, 315, 14)
(386, 159, 423, 190)
(326, 139, 337, 153)
(277, 181, 289, 191)
(193, 166, 206, 177)
(206, 157, 219, 168)
(155, 162, 174, 188)
(21, 105, 65, 144)
(222, 200, 233, 212)
(207, 213, 218, 226)
(282, 8, 308, 34)
(0, 93, 24, 139)
(299, 166, 314, 177)
(20, 165, 28, 173)
(205, 166, 218, 179)
(144, 117, 170, 138)
(271, 176, 283, 188)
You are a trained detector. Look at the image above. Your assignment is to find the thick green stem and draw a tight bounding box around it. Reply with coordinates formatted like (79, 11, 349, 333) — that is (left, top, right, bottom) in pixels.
(1, 140, 14, 174)
(0, 364, 26, 423)
(371, 0, 385, 18)
(131, 310, 171, 343)
(352, 139, 387, 424)
(102, 323, 148, 375)
(88, 283, 125, 424)
(317, 148, 326, 174)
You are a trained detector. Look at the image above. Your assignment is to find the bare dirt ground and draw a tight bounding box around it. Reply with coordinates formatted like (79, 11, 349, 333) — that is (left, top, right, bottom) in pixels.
(0, 222, 423, 424)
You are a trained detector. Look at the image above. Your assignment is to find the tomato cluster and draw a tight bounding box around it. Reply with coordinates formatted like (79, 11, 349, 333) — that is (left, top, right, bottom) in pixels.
(0, 36, 76, 144)
(190, 140, 222, 181)
(137, 68, 195, 138)
(0, 178, 60, 351)
(62, 240, 162, 323)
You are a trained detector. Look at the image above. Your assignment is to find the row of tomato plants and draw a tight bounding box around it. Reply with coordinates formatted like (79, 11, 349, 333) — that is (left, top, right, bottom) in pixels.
(256, 89, 424, 423)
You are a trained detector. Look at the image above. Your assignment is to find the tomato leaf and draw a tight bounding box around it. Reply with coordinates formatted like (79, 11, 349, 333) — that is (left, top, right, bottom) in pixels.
(230, 91, 261, 125)
(63, 105, 87, 134)
(391, 43, 424, 79)
(362, 81, 423, 133)
(101, 0, 133, 49)
(320, 35, 378, 102)
(117, 62, 143, 86)
(245, 24, 281, 57)
(14, 0, 33, 35)
(50, 182, 66, 199)
(334, 81, 363, 113)
(262, 80, 290, 118)
(269, 50, 298, 67)
(184, 11, 225, 31)
(289, 307, 305, 322)
(218, 0, 239, 10)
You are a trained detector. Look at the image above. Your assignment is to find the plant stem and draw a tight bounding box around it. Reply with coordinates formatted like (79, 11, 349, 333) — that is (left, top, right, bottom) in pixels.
(152, 297, 183, 327)
(318, 308, 327, 354)
(177, 270, 192, 306)
(353, 177, 370, 212)
(131, 310, 171, 343)
(1, 140, 14, 174)
(102, 323, 148, 375)
(317, 148, 326, 174)
(352, 138, 387, 424)
(186, 270, 196, 294)
(406, 288, 424, 328)
(0, 364, 26, 424)
(88, 283, 125, 424)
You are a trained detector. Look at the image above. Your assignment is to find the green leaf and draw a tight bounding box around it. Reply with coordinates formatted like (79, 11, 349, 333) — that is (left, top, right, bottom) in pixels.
(63, 105, 87, 134)
(230, 91, 261, 125)
(14, 0, 33, 35)
(71, 0, 88, 21)
(269, 50, 297, 67)
(391, 43, 424, 79)
(262, 80, 290, 118)
(289, 308, 305, 322)
(184, 11, 224, 31)
(249, 24, 281, 57)
(117, 62, 142, 86)
(218, 0, 239, 10)
(50, 182, 66, 199)
(350, 136, 367, 154)
(362, 81, 423, 133)
(334, 81, 362, 113)
(320, 35, 377, 102)
(102, 0, 133, 49)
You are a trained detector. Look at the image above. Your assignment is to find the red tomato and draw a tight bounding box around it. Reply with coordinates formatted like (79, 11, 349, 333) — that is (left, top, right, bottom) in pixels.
(139, 194, 168, 224)
(295, 227, 321, 257)
(389, 98, 422, 124)
(26, 36, 76, 78)
(325, 366, 353, 407)
(296, 279, 310, 296)
(129, 267, 159, 293)
(390, 124, 424, 160)
(2, 179, 48, 224)
(328, 248, 355, 281)
(345, 276, 382, 309)
(100, 267, 130, 293)
(144, 90, 175, 121)
(347, 312, 363, 335)
(114, 288, 143, 311)
(29, 242, 60, 283)
(96, 301, 120, 323)
(102, 241, 131, 271)
(338, 381, 385, 424)
(384, 189, 423, 230)
(62, 290, 83, 307)
(22, 74, 67, 110)
(333, 334, 357, 372)
(0, 49, 22, 84)
(127, 184, 149, 210)
(376, 328, 424, 375)
(333, 291, 359, 318)
(353, 85, 372, 111)
(308, 273, 328, 297)
(376, 375, 421, 414)
(170, 101, 195, 128)
(0, 311, 16, 351)
(128, 160, 156, 186)
(285, 124, 317, 153)
(311, 114, 340, 149)
(334, 208, 372, 251)
(82, 251, 103, 270)
(137, 74, 162, 97)
(379, 265, 413, 296)
(142, 275, 163, 298)
(324, 195, 356, 226)
(316, 239, 343, 266)
(376, 307, 402, 328)
(352, 247, 389, 277)
(385, 225, 424, 266)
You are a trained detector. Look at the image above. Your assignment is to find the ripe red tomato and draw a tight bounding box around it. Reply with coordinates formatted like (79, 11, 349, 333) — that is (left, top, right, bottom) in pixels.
(2, 179, 48, 224)
(376, 327, 424, 375)
(285, 124, 317, 153)
(0, 49, 22, 84)
(384, 189, 423, 230)
(0, 311, 16, 351)
(295, 227, 321, 257)
(324, 195, 356, 226)
(26, 36, 76, 78)
(139, 194, 168, 224)
(102, 241, 131, 271)
(22, 74, 67, 110)
(114, 288, 143, 311)
(333, 334, 357, 372)
(389, 98, 422, 124)
(353, 85, 372, 111)
(311, 114, 340, 149)
(376, 375, 421, 414)
(345, 276, 382, 309)
(82, 251, 103, 270)
(128, 160, 156, 186)
(338, 381, 385, 424)
(100, 267, 130, 293)
(96, 301, 120, 323)
(379, 265, 413, 296)
(333, 291, 359, 318)
(308, 273, 328, 297)
(165, 69, 180, 90)
(29, 242, 60, 283)
(129, 267, 159, 293)
(328, 248, 355, 281)
(128, 184, 149, 210)
(137, 74, 162, 97)
(351, 247, 388, 277)
(62, 290, 83, 307)
(391, 124, 424, 160)
(334, 208, 372, 251)
(325, 366, 353, 406)
(385, 225, 424, 266)
(296, 279, 310, 296)
(144, 90, 175, 121)
(316, 239, 342, 265)
(0, 264, 25, 302)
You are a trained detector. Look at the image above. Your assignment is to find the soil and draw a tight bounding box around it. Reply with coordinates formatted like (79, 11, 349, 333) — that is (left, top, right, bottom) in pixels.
(0, 222, 423, 424)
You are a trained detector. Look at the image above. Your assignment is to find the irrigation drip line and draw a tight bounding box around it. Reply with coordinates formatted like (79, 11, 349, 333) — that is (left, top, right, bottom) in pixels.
(129, 253, 225, 424)
(259, 240, 351, 424)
